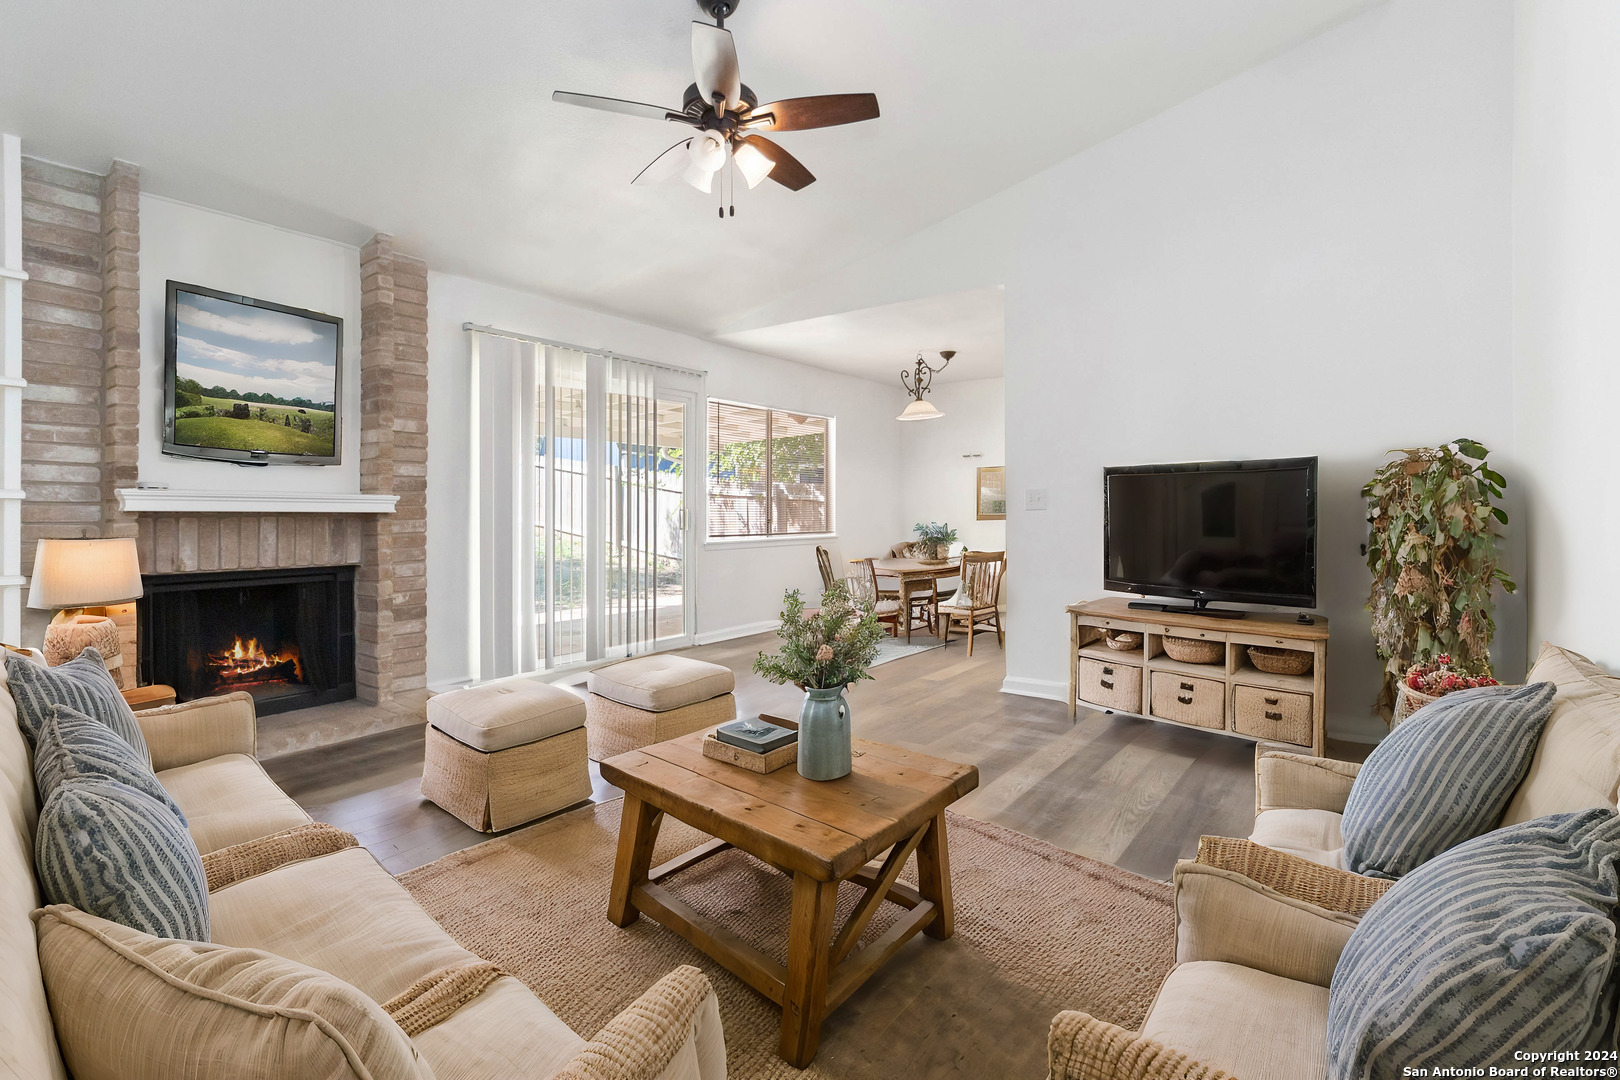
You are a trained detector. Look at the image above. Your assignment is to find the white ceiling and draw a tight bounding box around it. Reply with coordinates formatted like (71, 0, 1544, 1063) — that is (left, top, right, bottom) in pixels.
(0, 0, 1376, 359)
(719, 285, 1004, 384)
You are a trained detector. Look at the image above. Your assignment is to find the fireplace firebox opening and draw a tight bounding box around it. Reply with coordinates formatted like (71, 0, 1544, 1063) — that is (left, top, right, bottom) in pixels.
(138, 567, 356, 716)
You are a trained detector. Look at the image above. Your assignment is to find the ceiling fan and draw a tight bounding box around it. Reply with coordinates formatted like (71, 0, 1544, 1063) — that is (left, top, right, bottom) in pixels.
(552, 0, 880, 215)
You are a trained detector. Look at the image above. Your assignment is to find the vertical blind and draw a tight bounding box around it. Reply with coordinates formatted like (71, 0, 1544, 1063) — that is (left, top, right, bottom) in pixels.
(473, 329, 686, 679)
(706, 400, 830, 537)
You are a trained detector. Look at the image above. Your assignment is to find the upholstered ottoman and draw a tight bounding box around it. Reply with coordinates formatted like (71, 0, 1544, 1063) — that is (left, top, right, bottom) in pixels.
(421, 679, 592, 832)
(585, 655, 737, 760)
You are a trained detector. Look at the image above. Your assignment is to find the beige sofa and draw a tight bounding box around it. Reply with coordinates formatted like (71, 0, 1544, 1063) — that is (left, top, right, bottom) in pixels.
(2, 673, 727, 1080)
(1047, 642, 1620, 1080)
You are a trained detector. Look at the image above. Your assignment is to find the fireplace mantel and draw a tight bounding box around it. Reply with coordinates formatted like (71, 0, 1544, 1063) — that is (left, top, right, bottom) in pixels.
(116, 489, 398, 515)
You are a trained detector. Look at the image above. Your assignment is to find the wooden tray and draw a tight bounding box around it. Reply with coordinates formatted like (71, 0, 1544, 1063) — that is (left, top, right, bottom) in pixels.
(702, 731, 799, 773)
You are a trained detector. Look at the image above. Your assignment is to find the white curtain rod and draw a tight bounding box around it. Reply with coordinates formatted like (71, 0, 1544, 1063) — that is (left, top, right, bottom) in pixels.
(462, 322, 708, 379)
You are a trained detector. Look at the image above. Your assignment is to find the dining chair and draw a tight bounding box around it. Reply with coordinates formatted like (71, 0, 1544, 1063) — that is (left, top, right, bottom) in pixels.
(815, 545, 837, 592)
(868, 553, 900, 603)
(901, 574, 939, 643)
(939, 551, 1007, 655)
(861, 558, 902, 637)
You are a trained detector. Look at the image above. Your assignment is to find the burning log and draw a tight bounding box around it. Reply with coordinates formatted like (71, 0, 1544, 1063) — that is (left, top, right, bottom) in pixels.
(213, 657, 300, 687)
(205, 636, 303, 689)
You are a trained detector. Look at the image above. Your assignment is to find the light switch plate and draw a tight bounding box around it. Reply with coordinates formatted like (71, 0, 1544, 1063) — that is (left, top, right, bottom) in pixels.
(1025, 488, 1049, 511)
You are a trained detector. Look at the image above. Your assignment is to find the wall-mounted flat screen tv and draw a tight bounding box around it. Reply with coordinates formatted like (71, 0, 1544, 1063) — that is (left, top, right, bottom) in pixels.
(163, 281, 342, 465)
(1103, 457, 1318, 610)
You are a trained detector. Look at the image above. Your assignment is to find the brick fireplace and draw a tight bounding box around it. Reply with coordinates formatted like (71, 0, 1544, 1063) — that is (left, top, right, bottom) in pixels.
(18, 156, 430, 747)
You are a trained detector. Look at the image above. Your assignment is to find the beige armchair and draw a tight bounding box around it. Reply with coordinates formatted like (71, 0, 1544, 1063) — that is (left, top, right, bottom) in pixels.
(1247, 642, 1620, 874)
(1048, 843, 1371, 1080)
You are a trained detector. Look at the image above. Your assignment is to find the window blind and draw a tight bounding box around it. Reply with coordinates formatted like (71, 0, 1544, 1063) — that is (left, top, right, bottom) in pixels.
(707, 401, 830, 538)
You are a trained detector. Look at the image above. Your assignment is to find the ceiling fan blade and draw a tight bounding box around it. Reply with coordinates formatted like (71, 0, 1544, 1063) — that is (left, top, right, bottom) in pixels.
(745, 93, 880, 132)
(553, 91, 693, 125)
(691, 22, 742, 111)
(631, 139, 694, 186)
(738, 135, 816, 191)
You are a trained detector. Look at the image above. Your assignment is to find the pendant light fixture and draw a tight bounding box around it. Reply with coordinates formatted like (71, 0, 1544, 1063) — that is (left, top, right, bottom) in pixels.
(896, 350, 954, 421)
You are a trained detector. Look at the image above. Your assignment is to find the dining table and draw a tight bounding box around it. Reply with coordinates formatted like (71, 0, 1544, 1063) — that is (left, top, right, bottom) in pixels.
(849, 557, 959, 639)
(856, 557, 961, 593)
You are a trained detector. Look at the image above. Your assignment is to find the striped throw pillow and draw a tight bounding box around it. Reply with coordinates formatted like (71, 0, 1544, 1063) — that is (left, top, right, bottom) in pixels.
(35, 778, 209, 942)
(33, 704, 186, 824)
(5, 647, 149, 766)
(1329, 808, 1620, 1078)
(1341, 682, 1556, 879)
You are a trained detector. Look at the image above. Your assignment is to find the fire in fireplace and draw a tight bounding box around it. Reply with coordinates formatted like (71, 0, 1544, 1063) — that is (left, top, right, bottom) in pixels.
(207, 637, 303, 693)
(139, 567, 355, 716)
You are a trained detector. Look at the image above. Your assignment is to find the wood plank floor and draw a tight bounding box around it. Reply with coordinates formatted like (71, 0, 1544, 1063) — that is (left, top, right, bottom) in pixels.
(266, 632, 1366, 879)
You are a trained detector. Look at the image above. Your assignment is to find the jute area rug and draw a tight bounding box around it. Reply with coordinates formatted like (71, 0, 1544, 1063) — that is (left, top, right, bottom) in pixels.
(398, 800, 1173, 1079)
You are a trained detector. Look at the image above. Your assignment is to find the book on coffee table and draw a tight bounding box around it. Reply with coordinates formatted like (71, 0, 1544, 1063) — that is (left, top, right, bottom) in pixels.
(715, 717, 798, 754)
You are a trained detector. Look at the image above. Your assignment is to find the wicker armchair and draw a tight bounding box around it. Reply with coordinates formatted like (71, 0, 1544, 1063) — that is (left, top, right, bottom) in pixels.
(939, 550, 1005, 655)
(1048, 840, 1371, 1080)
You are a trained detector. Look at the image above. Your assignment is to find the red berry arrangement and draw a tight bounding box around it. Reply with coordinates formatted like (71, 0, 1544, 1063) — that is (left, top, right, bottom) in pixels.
(1404, 653, 1499, 697)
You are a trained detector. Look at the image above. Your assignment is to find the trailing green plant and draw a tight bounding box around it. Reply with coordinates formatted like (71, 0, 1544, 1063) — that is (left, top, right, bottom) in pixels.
(912, 521, 958, 559)
(753, 583, 885, 690)
(1362, 437, 1515, 710)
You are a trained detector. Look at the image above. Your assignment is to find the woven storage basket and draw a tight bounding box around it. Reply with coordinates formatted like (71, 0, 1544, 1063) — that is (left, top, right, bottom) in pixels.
(1247, 645, 1313, 676)
(1162, 635, 1223, 665)
(1393, 682, 1442, 725)
(1103, 630, 1143, 651)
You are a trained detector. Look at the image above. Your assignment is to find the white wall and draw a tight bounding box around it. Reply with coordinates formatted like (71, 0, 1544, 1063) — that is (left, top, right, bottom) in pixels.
(898, 378, 1006, 555)
(721, 0, 1520, 742)
(1512, 1, 1620, 672)
(425, 272, 909, 689)
(136, 195, 362, 492)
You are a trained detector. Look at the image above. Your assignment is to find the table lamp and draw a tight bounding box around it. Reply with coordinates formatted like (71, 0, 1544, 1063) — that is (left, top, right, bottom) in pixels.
(27, 538, 144, 677)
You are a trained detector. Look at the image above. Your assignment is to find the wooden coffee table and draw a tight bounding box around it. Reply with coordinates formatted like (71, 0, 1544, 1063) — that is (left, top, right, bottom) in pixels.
(599, 723, 979, 1067)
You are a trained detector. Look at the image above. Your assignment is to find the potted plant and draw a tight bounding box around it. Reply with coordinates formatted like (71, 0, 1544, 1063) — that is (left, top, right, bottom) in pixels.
(1393, 654, 1501, 724)
(912, 521, 958, 563)
(1362, 437, 1515, 719)
(753, 583, 886, 780)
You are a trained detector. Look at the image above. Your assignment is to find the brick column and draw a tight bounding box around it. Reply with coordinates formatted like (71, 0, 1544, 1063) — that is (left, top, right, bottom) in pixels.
(100, 161, 140, 542)
(356, 235, 428, 704)
(99, 162, 141, 681)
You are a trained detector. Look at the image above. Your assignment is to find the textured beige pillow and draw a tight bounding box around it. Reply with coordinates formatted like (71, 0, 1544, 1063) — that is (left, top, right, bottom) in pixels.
(1501, 643, 1620, 826)
(34, 905, 434, 1080)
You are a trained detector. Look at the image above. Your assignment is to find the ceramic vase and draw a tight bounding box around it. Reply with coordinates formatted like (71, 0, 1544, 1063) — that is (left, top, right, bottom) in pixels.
(798, 685, 852, 781)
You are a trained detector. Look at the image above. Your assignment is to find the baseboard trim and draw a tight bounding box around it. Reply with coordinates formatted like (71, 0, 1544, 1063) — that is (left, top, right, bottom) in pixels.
(999, 677, 1069, 703)
(694, 620, 779, 646)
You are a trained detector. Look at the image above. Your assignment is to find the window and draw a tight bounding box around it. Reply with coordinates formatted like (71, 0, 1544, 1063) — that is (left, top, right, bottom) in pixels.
(707, 400, 831, 538)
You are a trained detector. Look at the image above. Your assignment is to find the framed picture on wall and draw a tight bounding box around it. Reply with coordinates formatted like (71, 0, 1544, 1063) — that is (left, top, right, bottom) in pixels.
(976, 466, 1007, 520)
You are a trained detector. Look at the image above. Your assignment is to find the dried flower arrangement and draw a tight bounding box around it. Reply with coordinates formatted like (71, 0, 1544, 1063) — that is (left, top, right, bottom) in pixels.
(1403, 654, 1501, 697)
(752, 583, 886, 691)
(1362, 437, 1515, 713)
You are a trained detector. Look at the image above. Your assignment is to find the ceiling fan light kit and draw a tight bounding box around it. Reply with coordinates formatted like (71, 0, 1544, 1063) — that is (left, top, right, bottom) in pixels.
(553, 0, 879, 217)
(897, 351, 955, 422)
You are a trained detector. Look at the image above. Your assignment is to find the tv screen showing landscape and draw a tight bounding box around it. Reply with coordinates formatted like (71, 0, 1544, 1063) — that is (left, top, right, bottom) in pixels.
(164, 282, 341, 464)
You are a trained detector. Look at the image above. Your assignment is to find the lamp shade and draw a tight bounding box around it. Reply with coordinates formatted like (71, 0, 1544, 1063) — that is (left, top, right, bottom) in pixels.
(27, 538, 144, 610)
(896, 398, 944, 422)
(733, 142, 776, 189)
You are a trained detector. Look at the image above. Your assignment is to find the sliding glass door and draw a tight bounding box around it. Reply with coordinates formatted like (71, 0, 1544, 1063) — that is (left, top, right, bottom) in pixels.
(474, 331, 696, 680)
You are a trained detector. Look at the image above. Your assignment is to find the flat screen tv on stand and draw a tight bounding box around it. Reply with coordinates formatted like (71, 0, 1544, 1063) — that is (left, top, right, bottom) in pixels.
(1102, 457, 1318, 620)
